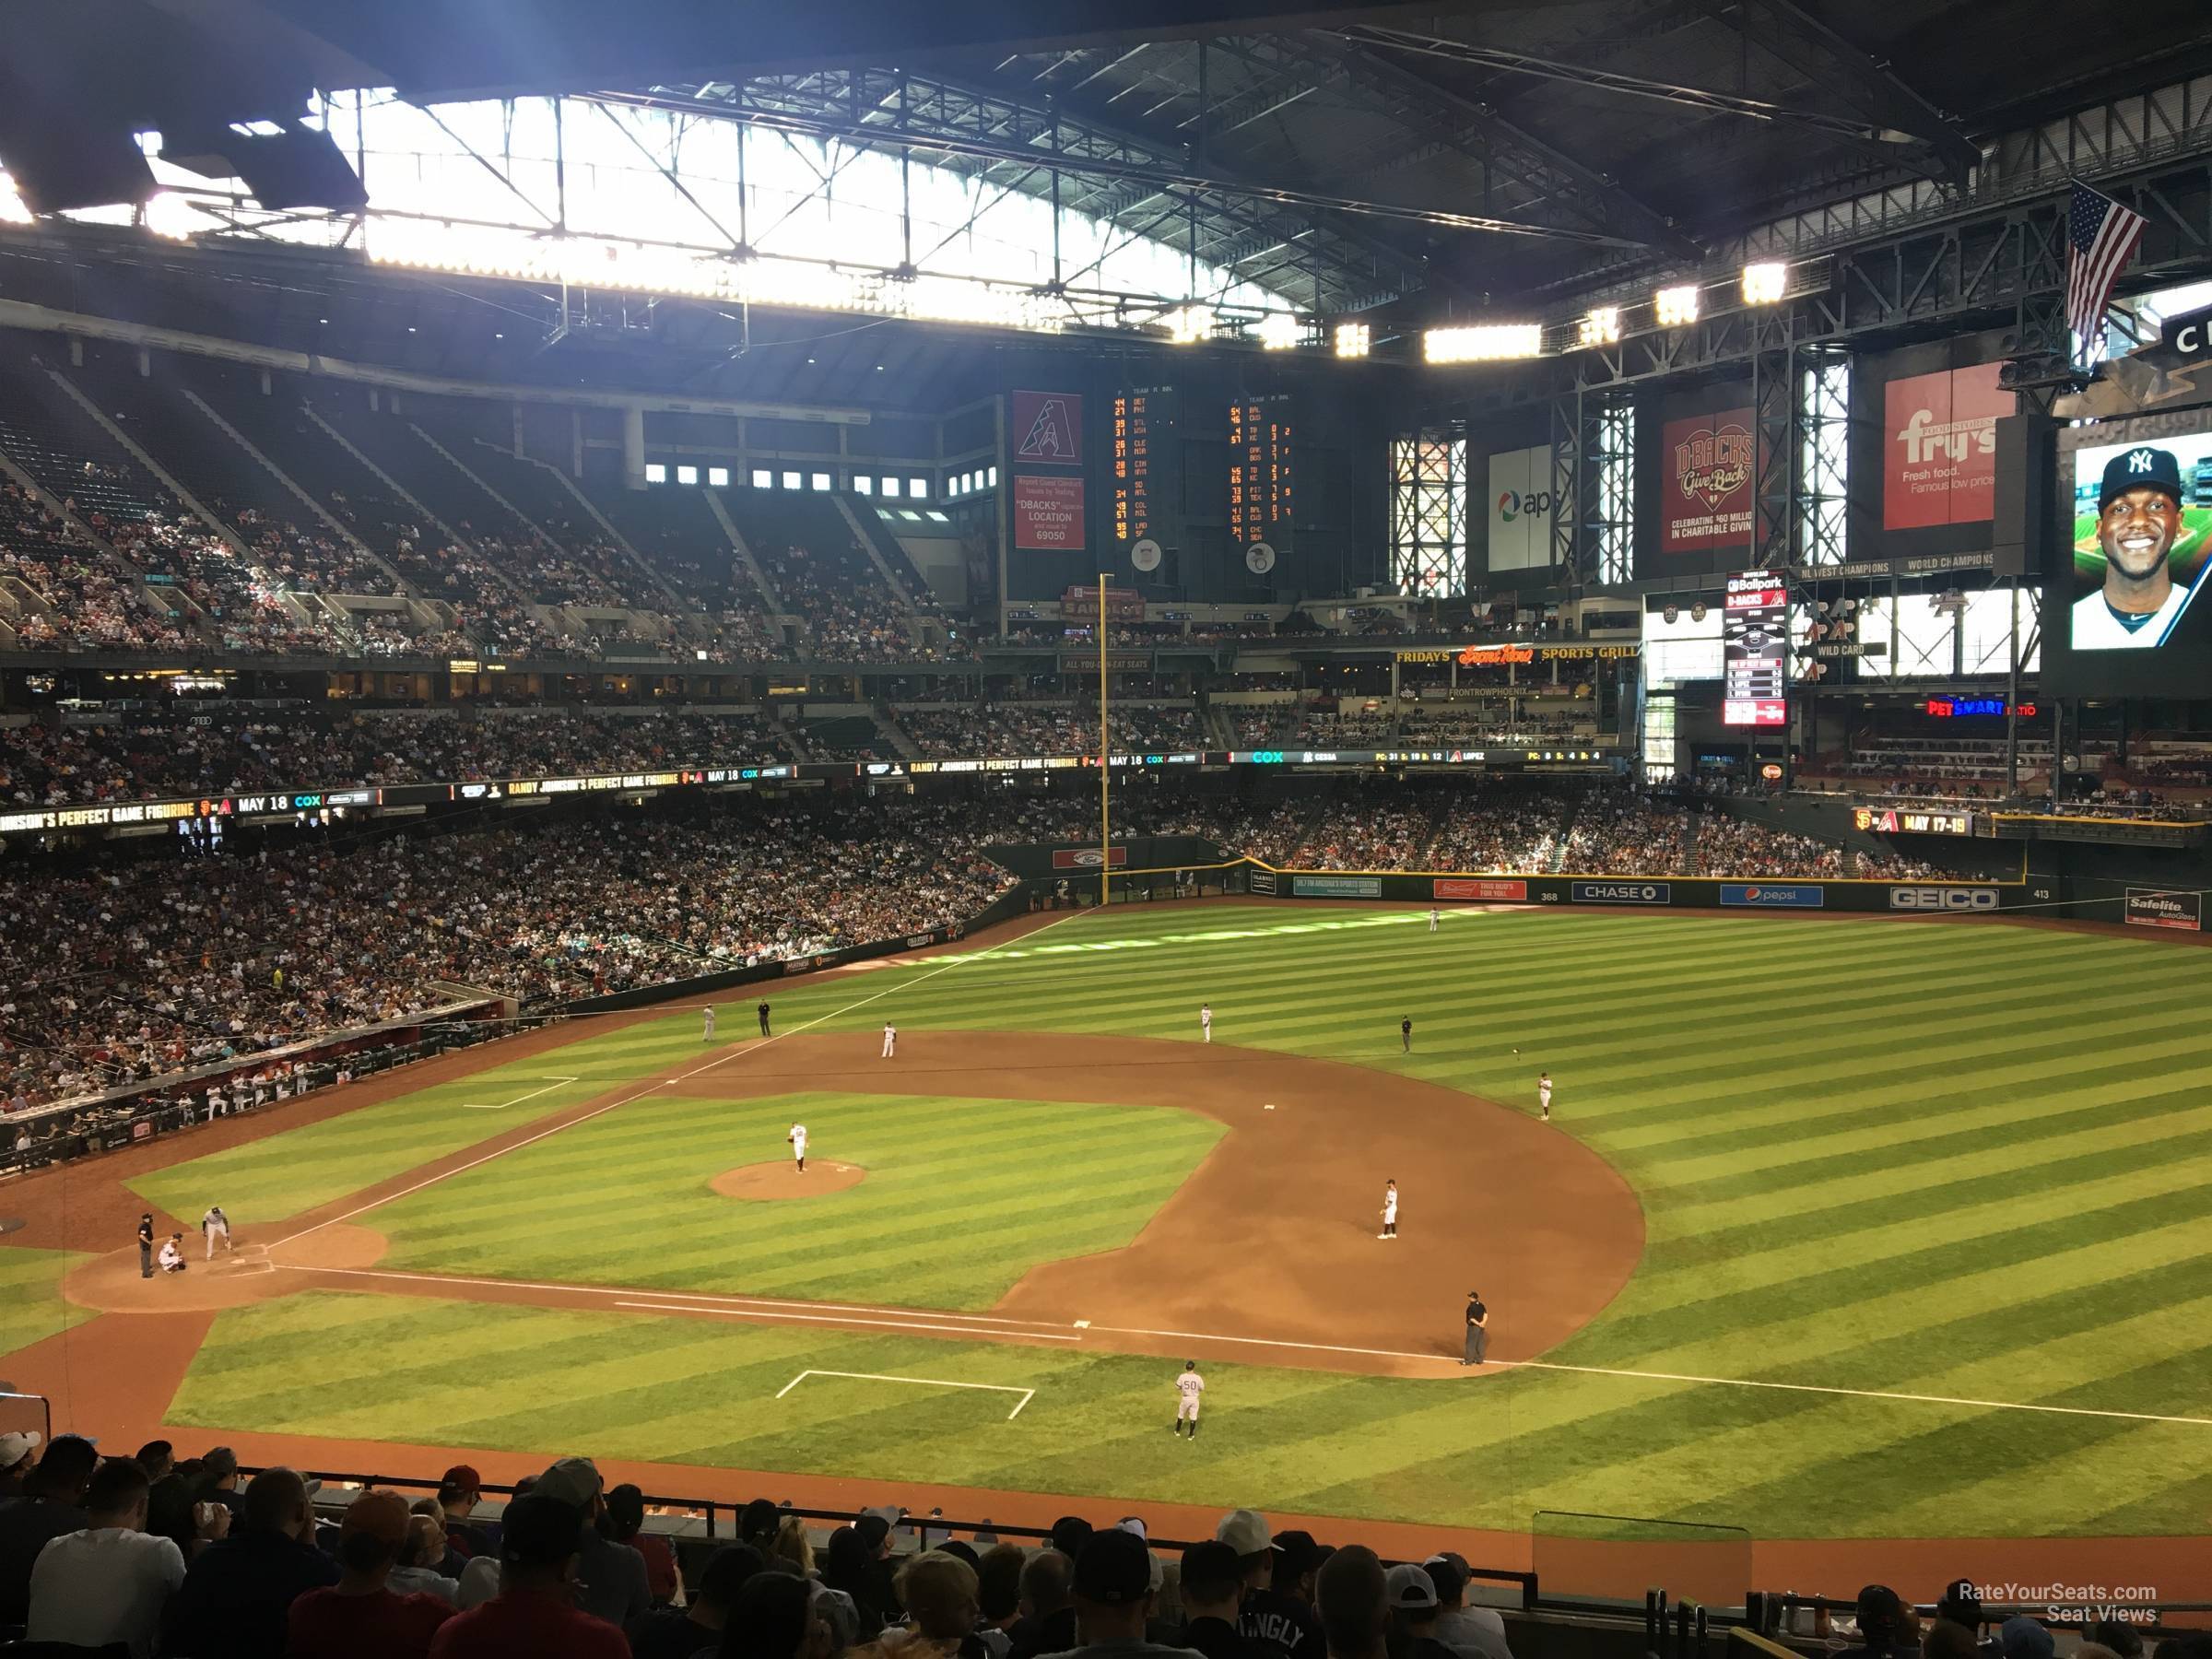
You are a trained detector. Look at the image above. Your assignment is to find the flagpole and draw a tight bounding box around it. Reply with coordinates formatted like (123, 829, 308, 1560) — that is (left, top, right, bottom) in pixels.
(1099, 573, 1111, 910)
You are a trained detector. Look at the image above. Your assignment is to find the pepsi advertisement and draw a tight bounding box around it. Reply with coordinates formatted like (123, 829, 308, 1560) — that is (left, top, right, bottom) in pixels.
(2047, 411, 2212, 693)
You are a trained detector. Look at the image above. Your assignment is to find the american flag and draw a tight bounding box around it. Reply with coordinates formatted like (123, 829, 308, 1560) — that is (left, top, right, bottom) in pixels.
(2065, 180, 2147, 359)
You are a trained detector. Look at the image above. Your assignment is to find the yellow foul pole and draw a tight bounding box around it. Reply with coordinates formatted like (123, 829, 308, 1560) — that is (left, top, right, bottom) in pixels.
(1099, 573, 1111, 909)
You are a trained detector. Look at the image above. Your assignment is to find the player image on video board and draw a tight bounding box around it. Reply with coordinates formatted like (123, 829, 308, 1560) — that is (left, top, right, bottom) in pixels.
(2069, 439, 2212, 650)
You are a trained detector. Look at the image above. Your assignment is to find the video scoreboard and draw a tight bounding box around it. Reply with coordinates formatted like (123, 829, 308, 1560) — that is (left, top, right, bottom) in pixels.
(1723, 569, 1788, 727)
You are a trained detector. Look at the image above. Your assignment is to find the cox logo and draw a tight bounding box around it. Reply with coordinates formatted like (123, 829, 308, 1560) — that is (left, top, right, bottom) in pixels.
(1888, 887, 1998, 912)
(1496, 488, 1559, 524)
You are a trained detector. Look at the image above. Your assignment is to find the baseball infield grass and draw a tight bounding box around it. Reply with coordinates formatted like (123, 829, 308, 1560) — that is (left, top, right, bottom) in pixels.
(140, 906, 2212, 1537)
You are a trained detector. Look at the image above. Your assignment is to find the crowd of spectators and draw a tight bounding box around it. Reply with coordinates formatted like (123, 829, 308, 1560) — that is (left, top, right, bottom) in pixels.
(764, 544, 920, 663)
(895, 703, 1204, 758)
(0, 708, 801, 806)
(0, 1429, 1563, 1659)
(218, 502, 396, 596)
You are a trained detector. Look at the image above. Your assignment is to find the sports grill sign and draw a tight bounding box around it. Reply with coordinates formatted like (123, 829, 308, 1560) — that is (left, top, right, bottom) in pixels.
(1572, 881, 1672, 904)
(1662, 409, 1754, 551)
(1052, 845, 1128, 870)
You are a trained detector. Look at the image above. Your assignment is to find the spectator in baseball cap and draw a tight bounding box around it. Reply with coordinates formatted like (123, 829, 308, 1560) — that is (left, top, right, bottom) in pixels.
(285, 1488, 454, 1659)
(1421, 1555, 1511, 1659)
(1052, 1516, 1097, 1559)
(1835, 1586, 1917, 1659)
(629, 1542, 765, 1659)
(435, 1465, 493, 1561)
(535, 1455, 648, 1631)
(0, 1432, 99, 1626)
(1382, 1563, 1454, 1659)
(1998, 1619, 2055, 1659)
(0, 1429, 39, 1499)
(428, 1491, 625, 1659)
(1179, 1541, 1259, 1659)
(1039, 1527, 1200, 1659)
(721, 1569, 834, 1659)
(1215, 1512, 1322, 1659)
(1315, 1547, 1387, 1659)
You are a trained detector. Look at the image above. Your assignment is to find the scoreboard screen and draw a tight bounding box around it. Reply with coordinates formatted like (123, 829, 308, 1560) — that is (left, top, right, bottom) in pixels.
(1111, 388, 1176, 547)
(1723, 570, 1788, 726)
(1229, 394, 1292, 547)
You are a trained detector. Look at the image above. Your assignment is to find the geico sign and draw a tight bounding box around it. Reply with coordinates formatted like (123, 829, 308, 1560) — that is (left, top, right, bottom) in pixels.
(1888, 887, 1999, 912)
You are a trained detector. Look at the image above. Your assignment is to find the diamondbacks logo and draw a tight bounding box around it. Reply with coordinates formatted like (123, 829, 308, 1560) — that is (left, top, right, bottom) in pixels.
(1016, 395, 1081, 463)
(1673, 422, 1752, 510)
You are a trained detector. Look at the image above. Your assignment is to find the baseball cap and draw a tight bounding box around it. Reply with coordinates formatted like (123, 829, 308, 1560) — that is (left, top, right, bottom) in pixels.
(1856, 1585, 1904, 1642)
(0, 1430, 41, 1467)
(339, 1490, 411, 1547)
(1215, 1508, 1271, 1556)
(1182, 1540, 1244, 1600)
(1936, 1578, 1983, 1629)
(439, 1464, 482, 1494)
(1073, 1527, 1153, 1606)
(2000, 1618, 2056, 1659)
(1422, 1554, 1466, 1602)
(1384, 1562, 1440, 1612)
(1274, 1529, 1324, 1575)
(534, 1455, 603, 1511)
(500, 1492, 584, 1568)
(2100, 446, 2183, 513)
(1050, 1515, 1095, 1558)
(1116, 1517, 1147, 1541)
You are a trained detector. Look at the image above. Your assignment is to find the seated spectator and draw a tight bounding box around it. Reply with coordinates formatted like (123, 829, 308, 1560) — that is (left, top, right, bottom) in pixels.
(1179, 1540, 1261, 1659)
(604, 1481, 678, 1605)
(0, 1430, 38, 1500)
(770, 1512, 816, 1578)
(1420, 1556, 1510, 1659)
(629, 1542, 763, 1659)
(860, 1549, 986, 1659)
(389, 1512, 462, 1605)
(535, 1456, 648, 1630)
(1006, 1547, 1076, 1659)
(427, 1491, 627, 1659)
(1382, 1564, 1453, 1659)
(823, 1523, 888, 1641)
(721, 1568, 834, 1659)
(0, 1430, 99, 1625)
(976, 1543, 1027, 1658)
(195, 1444, 244, 1514)
(1836, 1586, 1919, 1659)
(285, 1488, 454, 1659)
(25, 1455, 182, 1658)
(1315, 1547, 1386, 1659)
(436, 1464, 494, 1560)
(1218, 1511, 1320, 1659)
(135, 1441, 176, 1484)
(166, 1465, 340, 1659)
(1044, 1527, 1200, 1659)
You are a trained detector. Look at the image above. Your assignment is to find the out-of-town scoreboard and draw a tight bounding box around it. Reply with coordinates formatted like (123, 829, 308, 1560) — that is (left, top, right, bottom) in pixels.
(1111, 388, 1178, 549)
(1228, 394, 1292, 548)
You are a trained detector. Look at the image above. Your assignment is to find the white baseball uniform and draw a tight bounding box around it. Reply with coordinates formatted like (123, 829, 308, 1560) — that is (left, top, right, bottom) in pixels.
(1430, 908, 1440, 931)
(1200, 1006, 1212, 1043)
(1382, 1187, 1398, 1234)
(1538, 1077, 1553, 1117)
(1174, 1368, 1205, 1423)
(202, 1207, 231, 1259)
(882, 1023, 897, 1058)
(703, 1006, 716, 1041)
(791, 1124, 807, 1170)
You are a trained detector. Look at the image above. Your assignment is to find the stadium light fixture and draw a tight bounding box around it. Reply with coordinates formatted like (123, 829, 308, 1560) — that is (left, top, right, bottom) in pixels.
(1576, 306, 1621, 348)
(143, 191, 199, 240)
(1423, 324, 1543, 364)
(1654, 285, 1700, 327)
(1741, 262, 1787, 305)
(1255, 312, 1303, 351)
(1335, 321, 1371, 359)
(1164, 303, 1216, 344)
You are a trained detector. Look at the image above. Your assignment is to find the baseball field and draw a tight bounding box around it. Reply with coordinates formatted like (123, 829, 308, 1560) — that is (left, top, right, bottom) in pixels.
(7, 900, 2212, 1587)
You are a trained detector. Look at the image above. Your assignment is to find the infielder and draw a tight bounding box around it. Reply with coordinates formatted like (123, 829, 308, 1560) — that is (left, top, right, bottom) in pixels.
(1200, 1003, 1213, 1044)
(1537, 1071, 1552, 1122)
(788, 1123, 808, 1172)
(1171, 1360, 1205, 1438)
(702, 1006, 716, 1042)
(882, 1022, 898, 1059)
(1429, 907, 1440, 932)
(1400, 1015, 1412, 1053)
(201, 1206, 233, 1260)
(1379, 1179, 1398, 1241)
(758, 1000, 771, 1037)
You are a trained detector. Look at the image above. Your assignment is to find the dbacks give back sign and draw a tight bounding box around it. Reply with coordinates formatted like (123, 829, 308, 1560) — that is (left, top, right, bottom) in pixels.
(1662, 409, 1753, 551)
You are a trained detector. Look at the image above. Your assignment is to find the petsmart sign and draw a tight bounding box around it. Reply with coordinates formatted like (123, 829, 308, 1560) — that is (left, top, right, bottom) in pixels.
(1291, 875, 1383, 898)
(1719, 883, 1825, 908)
(1572, 881, 1672, 904)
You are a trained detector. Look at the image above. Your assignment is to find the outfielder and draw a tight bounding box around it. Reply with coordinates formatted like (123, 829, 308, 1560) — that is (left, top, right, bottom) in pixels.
(1379, 1179, 1398, 1241)
(1537, 1071, 1552, 1122)
(882, 1022, 898, 1059)
(201, 1206, 233, 1260)
(1429, 907, 1440, 932)
(1171, 1360, 1205, 1438)
(1400, 1015, 1412, 1053)
(702, 1006, 716, 1042)
(758, 1000, 771, 1037)
(789, 1123, 808, 1172)
(1200, 1003, 1213, 1044)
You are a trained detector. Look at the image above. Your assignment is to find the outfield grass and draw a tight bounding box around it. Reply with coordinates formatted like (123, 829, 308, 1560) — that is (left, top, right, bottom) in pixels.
(366, 1089, 1223, 1309)
(0, 1247, 96, 1361)
(155, 905, 2212, 1537)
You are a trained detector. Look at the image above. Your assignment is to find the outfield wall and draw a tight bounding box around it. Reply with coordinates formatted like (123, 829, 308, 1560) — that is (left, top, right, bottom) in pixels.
(1239, 865, 2044, 913)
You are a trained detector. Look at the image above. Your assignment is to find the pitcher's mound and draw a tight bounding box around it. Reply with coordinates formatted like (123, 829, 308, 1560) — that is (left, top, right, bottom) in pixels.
(711, 1160, 865, 1199)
